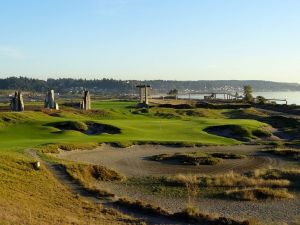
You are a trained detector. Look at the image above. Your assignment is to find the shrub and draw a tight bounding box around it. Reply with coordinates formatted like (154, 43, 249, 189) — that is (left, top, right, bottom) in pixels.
(224, 188, 294, 201)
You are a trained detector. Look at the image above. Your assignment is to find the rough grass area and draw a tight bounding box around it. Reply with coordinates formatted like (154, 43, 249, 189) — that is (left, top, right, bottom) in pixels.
(263, 148, 300, 160)
(224, 188, 294, 201)
(63, 162, 126, 182)
(210, 152, 246, 159)
(173, 206, 251, 225)
(0, 153, 134, 224)
(62, 162, 126, 197)
(148, 107, 226, 119)
(116, 198, 250, 225)
(150, 151, 246, 166)
(250, 168, 300, 186)
(223, 108, 268, 120)
(167, 171, 290, 188)
(39, 143, 99, 153)
(150, 152, 222, 165)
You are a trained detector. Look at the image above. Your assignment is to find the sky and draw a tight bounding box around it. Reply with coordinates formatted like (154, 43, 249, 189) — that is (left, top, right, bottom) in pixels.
(0, 0, 300, 82)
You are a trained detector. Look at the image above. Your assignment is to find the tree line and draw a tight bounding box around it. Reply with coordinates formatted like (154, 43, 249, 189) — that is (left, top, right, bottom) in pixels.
(0, 77, 299, 94)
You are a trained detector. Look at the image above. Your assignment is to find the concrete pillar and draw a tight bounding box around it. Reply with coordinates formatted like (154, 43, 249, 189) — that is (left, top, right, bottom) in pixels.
(81, 90, 91, 110)
(144, 86, 148, 104)
(18, 92, 24, 111)
(45, 90, 59, 109)
(139, 87, 143, 103)
(10, 91, 24, 112)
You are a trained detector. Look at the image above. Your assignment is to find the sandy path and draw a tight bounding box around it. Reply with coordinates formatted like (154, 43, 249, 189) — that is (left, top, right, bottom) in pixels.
(99, 182, 300, 224)
(56, 144, 300, 224)
(58, 144, 282, 177)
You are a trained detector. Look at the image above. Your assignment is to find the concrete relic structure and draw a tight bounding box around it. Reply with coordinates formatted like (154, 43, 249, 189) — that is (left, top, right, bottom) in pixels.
(136, 84, 150, 107)
(80, 90, 91, 110)
(10, 91, 25, 112)
(44, 90, 59, 110)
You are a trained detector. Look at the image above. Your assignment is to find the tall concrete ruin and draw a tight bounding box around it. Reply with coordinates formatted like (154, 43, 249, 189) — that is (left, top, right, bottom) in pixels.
(44, 90, 59, 110)
(10, 91, 24, 112)
(80, 90, 91, 110)
(136, 84, 150, 107)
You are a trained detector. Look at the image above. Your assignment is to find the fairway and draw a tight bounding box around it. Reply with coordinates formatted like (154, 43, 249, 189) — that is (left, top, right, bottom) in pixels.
(0, 101, 269, 151)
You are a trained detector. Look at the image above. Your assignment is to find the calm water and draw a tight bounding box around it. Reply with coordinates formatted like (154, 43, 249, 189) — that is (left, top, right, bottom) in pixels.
(178, 92, 300, 105)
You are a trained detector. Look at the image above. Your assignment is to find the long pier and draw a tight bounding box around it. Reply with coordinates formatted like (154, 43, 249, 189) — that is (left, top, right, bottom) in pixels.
(180, 91, 240, 100)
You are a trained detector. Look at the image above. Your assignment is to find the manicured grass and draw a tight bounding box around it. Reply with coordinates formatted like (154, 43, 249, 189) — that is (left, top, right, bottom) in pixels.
(0, 101, 269, 152)
(92, 100, 136, 110)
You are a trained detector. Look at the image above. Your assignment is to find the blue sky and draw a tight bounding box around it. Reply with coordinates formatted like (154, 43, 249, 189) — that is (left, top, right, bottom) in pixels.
(0, 0, 300, 82)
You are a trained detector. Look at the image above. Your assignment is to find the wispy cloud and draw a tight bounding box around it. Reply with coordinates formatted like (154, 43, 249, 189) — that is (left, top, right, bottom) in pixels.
(0, 45, 25, 60)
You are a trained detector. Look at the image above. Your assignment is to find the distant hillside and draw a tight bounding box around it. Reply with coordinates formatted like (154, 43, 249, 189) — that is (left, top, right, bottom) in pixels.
(0, 77, 299, 94)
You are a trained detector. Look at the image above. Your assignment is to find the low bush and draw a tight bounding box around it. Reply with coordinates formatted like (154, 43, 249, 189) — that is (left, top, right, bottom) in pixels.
(224, 188, 293, 201)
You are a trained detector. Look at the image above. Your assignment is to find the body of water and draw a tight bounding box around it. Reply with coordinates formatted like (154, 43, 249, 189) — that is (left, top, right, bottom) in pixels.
(178, 91, 300, 105)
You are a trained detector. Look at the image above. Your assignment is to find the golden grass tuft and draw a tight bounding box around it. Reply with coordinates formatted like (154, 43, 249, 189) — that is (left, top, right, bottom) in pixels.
(39, 143, 99, 154)
(224, 188, 294, 201)
(167, 171, 290, 188)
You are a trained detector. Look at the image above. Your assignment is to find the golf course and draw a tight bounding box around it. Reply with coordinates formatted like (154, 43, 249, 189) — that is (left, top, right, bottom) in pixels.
(1, 100, 300, 224)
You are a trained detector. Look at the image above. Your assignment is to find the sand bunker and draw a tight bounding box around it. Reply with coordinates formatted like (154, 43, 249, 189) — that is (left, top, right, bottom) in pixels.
(48, 121, 121, 135)
(57, 145, 282, 177)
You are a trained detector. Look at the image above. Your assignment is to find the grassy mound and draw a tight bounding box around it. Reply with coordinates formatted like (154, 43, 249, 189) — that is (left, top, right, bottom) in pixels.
(61, 162, 126, 197)
(210, 152, 246, 159)
(167, 171, 290, 188)
(204, 125, 252, 141)
(51, 121, 89, 132)
(223, 108, 267, 120)
(204, 125, 271, 141)
(0, 112, 34, 127)
(263, 148, 300, 160)
(40, 143, 99, 153)
(252, 129, 272, 138)
(150, 152, 222, 165)
(63, 163, 125, 182)
(150, 151, 246, 166)
(250, 168, 300, 186)
(224, 188, 293, 201)
(265, 116, 300, 129)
